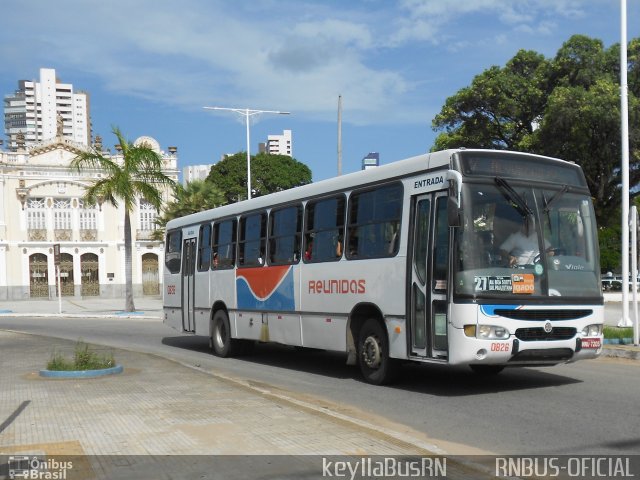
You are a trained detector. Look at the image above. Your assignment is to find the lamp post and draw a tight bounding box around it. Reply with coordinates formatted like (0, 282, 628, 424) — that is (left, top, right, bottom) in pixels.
(203, 106, 290, 200)
(620, 0, 633, 328)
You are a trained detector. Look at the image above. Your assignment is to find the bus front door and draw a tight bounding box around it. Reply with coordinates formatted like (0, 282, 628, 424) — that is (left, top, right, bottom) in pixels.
(182, 238, 196, 333)
(409, 193, 449, 360)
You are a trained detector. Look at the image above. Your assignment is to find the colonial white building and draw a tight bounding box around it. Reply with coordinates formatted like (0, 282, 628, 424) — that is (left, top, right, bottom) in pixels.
(0, 131, 178, 300)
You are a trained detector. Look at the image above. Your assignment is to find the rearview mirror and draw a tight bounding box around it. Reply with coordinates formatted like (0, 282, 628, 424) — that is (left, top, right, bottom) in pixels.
(448, 196, 461, 227)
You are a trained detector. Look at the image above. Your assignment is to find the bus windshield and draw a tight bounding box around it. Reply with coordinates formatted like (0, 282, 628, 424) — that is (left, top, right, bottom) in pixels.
(454, 181, 601, 300)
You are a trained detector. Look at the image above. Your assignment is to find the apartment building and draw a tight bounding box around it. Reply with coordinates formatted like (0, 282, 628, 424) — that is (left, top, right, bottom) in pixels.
(4, 68, 91, 151)
(265, 129, 292, 156)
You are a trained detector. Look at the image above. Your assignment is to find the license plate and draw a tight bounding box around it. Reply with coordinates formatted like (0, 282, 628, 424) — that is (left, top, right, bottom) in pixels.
(582, 338, 601, 349)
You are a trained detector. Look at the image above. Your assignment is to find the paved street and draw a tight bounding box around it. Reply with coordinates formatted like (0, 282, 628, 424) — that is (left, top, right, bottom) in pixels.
(0, 295, 639, 480)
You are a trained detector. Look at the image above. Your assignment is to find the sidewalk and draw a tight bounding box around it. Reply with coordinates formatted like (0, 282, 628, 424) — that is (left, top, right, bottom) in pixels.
(0, 330, 489, 480)
(0, 296, 163, 319)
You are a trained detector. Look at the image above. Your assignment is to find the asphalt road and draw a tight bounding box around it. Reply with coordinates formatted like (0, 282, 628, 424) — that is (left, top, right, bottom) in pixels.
(0, 315, 638, 456)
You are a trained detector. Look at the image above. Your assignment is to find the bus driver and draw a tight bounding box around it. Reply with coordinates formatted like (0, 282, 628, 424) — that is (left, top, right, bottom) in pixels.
(500, 222, 553, 267)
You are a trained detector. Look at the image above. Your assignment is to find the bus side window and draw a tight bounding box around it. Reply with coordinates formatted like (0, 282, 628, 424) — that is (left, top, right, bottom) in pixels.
(165, 230, 182, 274)
(212, 219, 237, 269)
(347, 183, 402, 259)
(239, 212, 267, 267)
(433, 197, 449, 291)
(269, 205, 302, 265)
(304, 196, 345, 263)
(197, 223, 212, 271)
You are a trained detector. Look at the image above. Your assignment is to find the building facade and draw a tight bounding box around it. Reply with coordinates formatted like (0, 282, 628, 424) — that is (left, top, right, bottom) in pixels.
(362, 152, 380, 170)
(4, 68, 91, 151)
(0, 133, 178, 300)
(182, 164, 213, 186)
(265, 129, 292, 156)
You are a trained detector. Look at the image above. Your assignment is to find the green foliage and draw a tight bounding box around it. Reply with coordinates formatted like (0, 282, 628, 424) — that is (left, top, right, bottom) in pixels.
(432, 49, 550, 151)
(70, 126, 176, 312)
(47, 341, 115, 371)
(599, 224, 622, 272)
(70, 127, 176, 213)
(603, 326, 633, 340)
(206, 152, 312, 203)
(431, 34, 640, 230)
(153, 180, 226, 238)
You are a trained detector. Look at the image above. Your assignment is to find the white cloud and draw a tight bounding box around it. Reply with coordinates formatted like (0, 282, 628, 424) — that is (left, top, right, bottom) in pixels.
(0, 0, 420, 124)
(389, 0, 592, 46)
(0, 0, 612, 130)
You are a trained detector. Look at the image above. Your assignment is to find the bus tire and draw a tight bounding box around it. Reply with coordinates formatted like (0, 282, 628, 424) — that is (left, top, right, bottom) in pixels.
(469, 365, 504, 375)
(358, 318, 398, 385)
(211, 310, 237, 357)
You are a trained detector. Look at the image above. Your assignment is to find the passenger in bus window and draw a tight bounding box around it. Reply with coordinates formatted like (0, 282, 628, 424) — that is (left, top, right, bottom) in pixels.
(335, 235, 343, 257)
(348, 229, 359, 256)
(304, 237, 313, 261)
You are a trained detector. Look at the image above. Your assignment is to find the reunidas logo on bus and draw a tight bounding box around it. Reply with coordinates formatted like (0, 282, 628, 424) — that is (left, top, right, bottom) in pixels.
(308, 279, 366, 294)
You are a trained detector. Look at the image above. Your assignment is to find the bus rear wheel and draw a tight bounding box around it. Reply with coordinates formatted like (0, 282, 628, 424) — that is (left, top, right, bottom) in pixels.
(358, 318, 398, 385)
(211, 310, 237, 357)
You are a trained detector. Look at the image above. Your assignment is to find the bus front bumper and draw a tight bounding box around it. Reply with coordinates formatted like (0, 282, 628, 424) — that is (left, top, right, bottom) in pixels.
(452, 335, 603, 367)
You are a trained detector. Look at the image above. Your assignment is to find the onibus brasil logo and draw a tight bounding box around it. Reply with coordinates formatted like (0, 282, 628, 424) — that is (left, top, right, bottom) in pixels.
(8, 456, 73, 479)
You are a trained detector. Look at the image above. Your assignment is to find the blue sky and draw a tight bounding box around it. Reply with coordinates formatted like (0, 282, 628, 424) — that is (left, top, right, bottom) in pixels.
(1, 0, 639, 182)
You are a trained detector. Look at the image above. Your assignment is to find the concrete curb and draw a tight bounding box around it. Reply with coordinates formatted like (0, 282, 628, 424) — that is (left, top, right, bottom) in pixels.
(0, 313, 161, 320)
(601, 346, 640, 361)
(39, 364, 124, 378)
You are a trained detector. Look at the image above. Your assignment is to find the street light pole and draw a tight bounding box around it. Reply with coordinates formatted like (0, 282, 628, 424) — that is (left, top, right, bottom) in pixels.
(620, 0, 632, 327)
(203, 106, 290, 200)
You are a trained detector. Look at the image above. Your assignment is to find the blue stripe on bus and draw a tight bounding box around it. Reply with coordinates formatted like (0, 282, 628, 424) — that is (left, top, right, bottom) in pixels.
(480, 304, 521, 317)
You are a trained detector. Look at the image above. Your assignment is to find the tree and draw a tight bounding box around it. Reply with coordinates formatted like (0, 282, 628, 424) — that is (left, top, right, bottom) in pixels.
(70, 127, 176, 312)
(206, 152, 312, 203)
(431, 34, 640, 229)
(153, 180, 226, 239)
(432, 49, 551, 151)
(536, 79, 640, 225)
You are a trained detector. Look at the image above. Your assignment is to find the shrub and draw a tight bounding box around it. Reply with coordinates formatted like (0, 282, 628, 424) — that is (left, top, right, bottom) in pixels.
(47, 341, 115, 371)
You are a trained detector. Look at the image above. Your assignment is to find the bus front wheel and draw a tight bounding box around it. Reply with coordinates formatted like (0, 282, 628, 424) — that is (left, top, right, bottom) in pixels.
(211, 310, 237, 357)
(358, 318, 398, 385)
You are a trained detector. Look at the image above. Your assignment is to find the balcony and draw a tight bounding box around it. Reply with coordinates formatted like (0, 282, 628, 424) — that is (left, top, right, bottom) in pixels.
(54, 229, 72, 241)
(28, 229, 47, 241)
(80, 229, 97, 241)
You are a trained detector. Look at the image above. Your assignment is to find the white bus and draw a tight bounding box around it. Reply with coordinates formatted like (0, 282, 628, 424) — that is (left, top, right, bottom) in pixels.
(163, 149, 603, 384)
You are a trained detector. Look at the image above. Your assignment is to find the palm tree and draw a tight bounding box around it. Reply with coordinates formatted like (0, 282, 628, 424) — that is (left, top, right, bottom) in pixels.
(152, 180, 226, 240)
(70, 127, 176, 312)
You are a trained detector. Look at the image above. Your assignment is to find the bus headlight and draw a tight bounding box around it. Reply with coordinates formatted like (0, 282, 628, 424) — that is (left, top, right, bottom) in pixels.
(476, 325, 510, 340)
(581, 324, 602, 337)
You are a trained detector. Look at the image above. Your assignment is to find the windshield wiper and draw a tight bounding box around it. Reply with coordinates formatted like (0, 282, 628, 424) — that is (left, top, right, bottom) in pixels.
(494, 177, 533, 217)
(543, 185, 569, 214)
